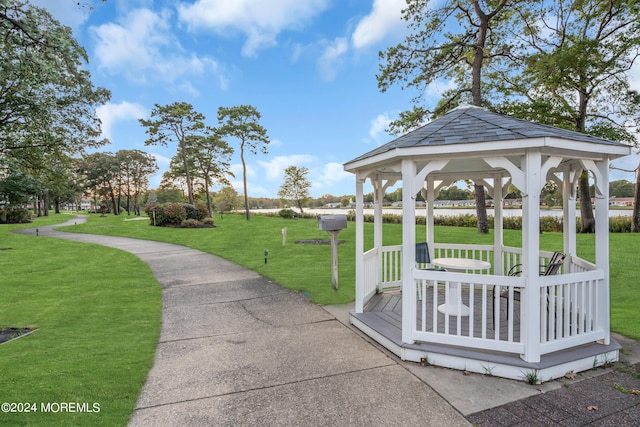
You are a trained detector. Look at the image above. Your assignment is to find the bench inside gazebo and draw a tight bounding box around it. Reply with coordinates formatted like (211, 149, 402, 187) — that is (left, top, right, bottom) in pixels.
(343, 105, 631, 382)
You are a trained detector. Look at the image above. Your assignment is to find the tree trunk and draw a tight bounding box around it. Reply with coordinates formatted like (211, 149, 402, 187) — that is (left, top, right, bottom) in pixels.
(241, 146, 250, 220)
(180, 142, 195, 205)
(110, 186, 119, 216)
(578, 170, 595, 233)
(205, 177, 213, 218)
(470, 3, 491, 234)
(474, 184, 489, 233)
(631, 163, 640, 232)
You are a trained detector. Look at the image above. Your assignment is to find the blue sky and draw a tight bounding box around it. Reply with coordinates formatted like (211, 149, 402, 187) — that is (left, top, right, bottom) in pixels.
(34, 0, 640, 198)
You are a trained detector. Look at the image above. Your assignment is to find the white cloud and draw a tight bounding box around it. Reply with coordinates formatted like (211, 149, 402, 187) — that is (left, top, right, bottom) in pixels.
(257, 155, 315, 180)
(90, 8, 226, 87)
(424, 78, 458, 99)
(96, 101, 147, 140)
(230, 179, 269, 197)
(351, 0, 406, 49)
(369, 113, 393, 144)
(151, 152, 172, 168)
(231, 163, 256, 179)
(313, 162, 351, 190)
(178, 0, 330, 57)
(317, 37, 348, 81)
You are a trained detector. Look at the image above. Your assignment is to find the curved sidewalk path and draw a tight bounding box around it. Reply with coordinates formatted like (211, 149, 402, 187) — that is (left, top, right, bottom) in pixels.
(17, 217, 468, 426)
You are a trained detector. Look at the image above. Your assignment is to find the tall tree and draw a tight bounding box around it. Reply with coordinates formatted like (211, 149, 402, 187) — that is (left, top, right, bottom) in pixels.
(500, 0, 640, 232)
(278, 165, 311, 213)
(78, 152, 120, 215)
(44, 155, 84, 214)
(116, 150, 158, 215)
(378, 0, 512, 233)
(217, 105, 270, 220)
(139, 102, 206, 205)
(0, 0, 110, 158)
(188, 131, 234, 217)
(214, 186, 240, 218)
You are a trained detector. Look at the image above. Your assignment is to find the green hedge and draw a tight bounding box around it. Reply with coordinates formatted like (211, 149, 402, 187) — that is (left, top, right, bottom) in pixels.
(253, 210, 635, 233)
(344, 211, 634, 233)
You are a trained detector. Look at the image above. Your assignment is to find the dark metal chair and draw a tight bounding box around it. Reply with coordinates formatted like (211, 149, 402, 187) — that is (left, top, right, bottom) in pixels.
(415, 242, 444, 300)
(500, 251, 566, 318)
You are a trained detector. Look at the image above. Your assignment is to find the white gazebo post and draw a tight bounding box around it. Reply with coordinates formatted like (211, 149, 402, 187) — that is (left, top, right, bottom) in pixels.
(354, 174, 366, 313)
(373, 175, 383, 250)
(426, 177, 435, 251)
(491, 174, 504, 275)
(401, 159, 417, 343)
(594, 158, 611, 345)
(521, 149, 543, 363)
(562, 164, 579, 259)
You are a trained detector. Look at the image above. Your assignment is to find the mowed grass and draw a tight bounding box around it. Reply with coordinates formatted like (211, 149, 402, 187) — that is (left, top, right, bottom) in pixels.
(0, 215, 161, 426)
(62, 212, 640, 340)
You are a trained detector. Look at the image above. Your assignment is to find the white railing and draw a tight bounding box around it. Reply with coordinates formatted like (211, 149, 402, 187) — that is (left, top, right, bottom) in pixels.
(414, 269, 525, 354)
(362, 248, 378, 306)
(379, 245, 402, 290)
(362, 243, 605, 357)
(539, 269, 604, 354)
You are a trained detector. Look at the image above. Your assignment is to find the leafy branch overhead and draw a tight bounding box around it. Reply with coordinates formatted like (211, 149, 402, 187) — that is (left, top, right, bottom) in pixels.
(0, 0, 110, 157)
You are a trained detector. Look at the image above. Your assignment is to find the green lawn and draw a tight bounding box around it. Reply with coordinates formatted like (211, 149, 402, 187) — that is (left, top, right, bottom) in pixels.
(0, 214, 161, 426)
(61, 212, 639, 340)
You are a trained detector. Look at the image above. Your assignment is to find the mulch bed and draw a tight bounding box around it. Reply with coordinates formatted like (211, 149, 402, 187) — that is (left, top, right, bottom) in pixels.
(0, 327, 35, 345)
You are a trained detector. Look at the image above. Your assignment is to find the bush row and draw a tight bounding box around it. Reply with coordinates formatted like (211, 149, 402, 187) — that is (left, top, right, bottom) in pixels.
(344, 211, 635, 233)
(144, 202, 214, 227)
(252, 209, 635, 233)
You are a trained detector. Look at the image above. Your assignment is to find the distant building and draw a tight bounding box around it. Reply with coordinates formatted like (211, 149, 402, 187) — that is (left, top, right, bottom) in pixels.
(609, 197, 634, 207)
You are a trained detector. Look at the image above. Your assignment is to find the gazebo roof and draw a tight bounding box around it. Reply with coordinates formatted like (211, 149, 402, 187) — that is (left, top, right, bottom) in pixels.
(345, 105, 629, 169)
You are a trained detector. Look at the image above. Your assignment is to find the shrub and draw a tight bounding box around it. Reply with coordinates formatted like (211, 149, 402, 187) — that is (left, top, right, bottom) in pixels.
(145, 203, 164, 226)
(181, 203, 198, 220)
(540, 216, 563, 232)
(180, 218, 201, 228)
(194, 202, 208, 221)
(610, 216, 631, 233)
(202, 217, 215, 226)
(0, 208, 31, 224)
(162, 203, 187, 226)
(144, 203, 159, 216)
(278, 208, 296, 219)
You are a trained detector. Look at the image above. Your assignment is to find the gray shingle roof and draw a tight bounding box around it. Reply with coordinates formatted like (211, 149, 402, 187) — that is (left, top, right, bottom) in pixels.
(347, 105, 625, 164)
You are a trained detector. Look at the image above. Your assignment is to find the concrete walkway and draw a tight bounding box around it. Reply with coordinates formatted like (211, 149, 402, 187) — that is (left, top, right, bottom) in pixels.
(16, 217, 468, 426)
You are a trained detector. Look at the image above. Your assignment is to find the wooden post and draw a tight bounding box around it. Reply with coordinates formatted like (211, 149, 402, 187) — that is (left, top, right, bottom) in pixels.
(281, 227, 287, 246)
(328, 230, 340, 290)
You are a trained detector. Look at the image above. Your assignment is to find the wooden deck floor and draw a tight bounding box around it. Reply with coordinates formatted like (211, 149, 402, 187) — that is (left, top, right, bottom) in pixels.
(363, 289, 521, 342)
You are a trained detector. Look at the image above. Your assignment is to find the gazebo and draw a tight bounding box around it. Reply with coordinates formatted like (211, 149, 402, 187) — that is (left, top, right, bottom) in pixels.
(343, 105, 631, 381)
